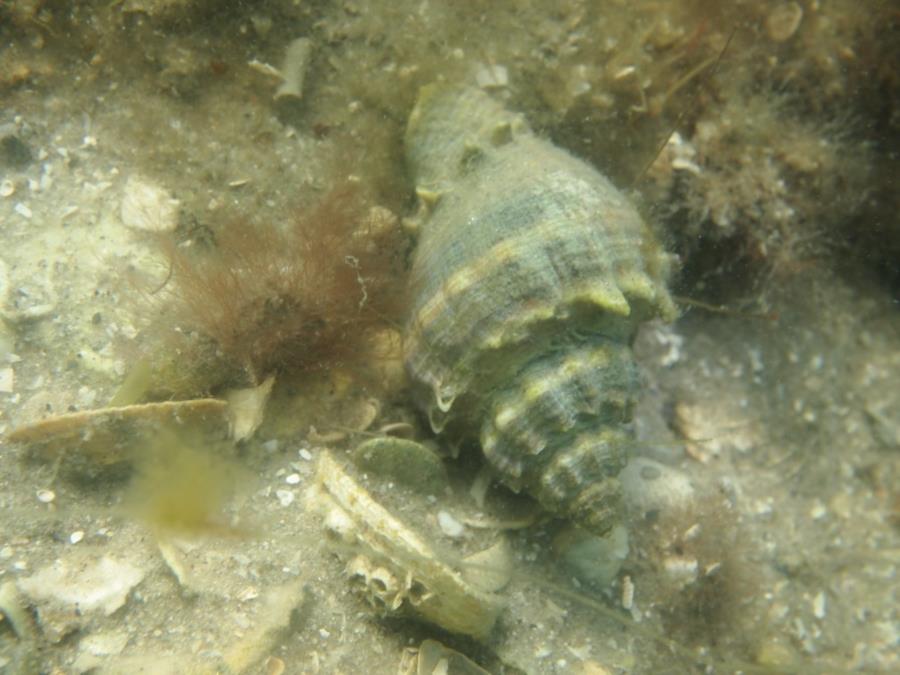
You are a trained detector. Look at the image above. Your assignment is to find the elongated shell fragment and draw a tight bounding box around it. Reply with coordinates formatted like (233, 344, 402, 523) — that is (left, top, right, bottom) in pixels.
(404, 85, 676, 536)
(304, 451, 502, 640)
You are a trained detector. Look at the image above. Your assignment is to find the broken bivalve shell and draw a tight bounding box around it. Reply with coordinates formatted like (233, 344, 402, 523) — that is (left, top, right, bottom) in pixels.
(400, 639, 493, 675)
(7, 398, 229, 466)
(304, 452, 502, 639)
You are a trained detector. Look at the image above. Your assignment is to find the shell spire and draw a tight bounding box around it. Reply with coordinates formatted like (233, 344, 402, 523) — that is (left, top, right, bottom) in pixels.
(404, 85, 675, 535)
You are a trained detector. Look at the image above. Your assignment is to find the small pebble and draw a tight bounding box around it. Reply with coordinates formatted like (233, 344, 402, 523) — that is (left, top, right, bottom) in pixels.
(251, 15, 274, 37)
(36, 489, 55, 503)
(275, 489, 294, 507)
(766, 1, 803, 42)
(298, 448, 313, 461)
(69, 531, 84, 544)
(265, 656, 285, 675)
(809, 500, 827, 520)
(14, 203, 32, 219)
(285, 473, 301, 485)
(0, 179, 14, 197)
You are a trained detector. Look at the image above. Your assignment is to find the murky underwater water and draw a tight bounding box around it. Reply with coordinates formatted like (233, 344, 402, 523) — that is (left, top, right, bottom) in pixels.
(0, 1, 897, 673)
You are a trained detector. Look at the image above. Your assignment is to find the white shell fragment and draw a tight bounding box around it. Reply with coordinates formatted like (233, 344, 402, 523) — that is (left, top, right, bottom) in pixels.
(120, 176, 180, 232)
(19, 555, 144, 616)
(225, 374, 276, 442)
(274, 37, 314, 101)
(475, 63, 508, 89)
(304, 452, 502, 639)
(36, 489, 55, 503)
(437, 510, 465, 538)
(7, 398, 229, 466)
(813, 591, 827, 619)
(0, 366, 16, 393)
(662, 555, 699, 588)
(221, 581, 310, 674)
(402, 639, 493, 675)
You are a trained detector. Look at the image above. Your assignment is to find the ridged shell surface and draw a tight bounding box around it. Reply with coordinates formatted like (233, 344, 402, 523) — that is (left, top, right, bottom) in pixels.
(404, 85, 676, 535)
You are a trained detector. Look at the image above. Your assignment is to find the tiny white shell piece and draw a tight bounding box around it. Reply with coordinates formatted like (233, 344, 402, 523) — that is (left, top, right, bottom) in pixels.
(275, 489, 295, 507)
(36, 489, 55, 503)
(274, 37, 314, 101)
(437, 510, 465, 538)
(19, 556, 144, 616)
(0, 367, 14, 393)
(621, 574, 635, 610)
(225, 374, 276, 442)
(812, 591, 826, 619)
(475, 63, 508, 89)
(663, 555, 699, 588)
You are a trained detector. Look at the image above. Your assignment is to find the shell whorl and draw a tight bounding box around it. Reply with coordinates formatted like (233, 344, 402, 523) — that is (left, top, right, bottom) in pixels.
(404, 85, 675, 535)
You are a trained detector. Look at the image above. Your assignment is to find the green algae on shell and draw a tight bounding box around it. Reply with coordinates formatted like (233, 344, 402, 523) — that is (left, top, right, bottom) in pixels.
(351, 436, 449, 494)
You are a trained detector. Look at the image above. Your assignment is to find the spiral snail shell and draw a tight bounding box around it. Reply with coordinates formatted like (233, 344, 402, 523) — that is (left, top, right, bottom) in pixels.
(404, 85, 676, 535)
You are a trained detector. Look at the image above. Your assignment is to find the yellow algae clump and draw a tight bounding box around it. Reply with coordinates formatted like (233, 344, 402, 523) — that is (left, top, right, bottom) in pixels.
(124, 430, 248, 538)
